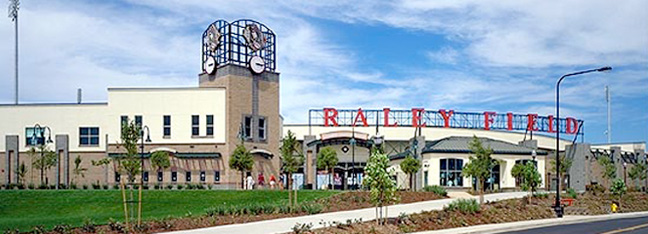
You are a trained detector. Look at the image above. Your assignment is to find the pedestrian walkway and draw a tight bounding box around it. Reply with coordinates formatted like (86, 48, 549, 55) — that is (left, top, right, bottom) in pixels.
(447, 191, 473, 199)
(415, 211, 648, 234)
(165, 192, 527, 234)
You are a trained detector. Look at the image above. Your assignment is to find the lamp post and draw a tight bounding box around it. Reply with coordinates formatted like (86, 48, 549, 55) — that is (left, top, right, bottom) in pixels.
(31, 124, 53, 187)
(349, 130, 356, 190)
(138, 125, 151, 227)
(412, 138, 418, 191)
(8, 0, 19, 104)
(554, 66, 612, 218)
(623, 161, 627, 185)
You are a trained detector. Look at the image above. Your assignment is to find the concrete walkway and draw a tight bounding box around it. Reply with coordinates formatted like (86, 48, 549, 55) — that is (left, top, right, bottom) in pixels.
(416, 211, 648, 234)
(166, 192, 527, 234)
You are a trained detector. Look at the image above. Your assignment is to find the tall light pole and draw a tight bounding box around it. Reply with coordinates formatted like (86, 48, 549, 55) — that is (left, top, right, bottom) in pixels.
(554, 66, 611, 218)
(8, 0, 19, 104)
(138, 125, 151, 227)
(605, 86, 611, 143)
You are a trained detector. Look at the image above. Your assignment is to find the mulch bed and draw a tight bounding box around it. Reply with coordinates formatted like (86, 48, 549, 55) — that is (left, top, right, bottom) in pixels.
(306, 192, 648, 234)
(42, 191, 444, 234)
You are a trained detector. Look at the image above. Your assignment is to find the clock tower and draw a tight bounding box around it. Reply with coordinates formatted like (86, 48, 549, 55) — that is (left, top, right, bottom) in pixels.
(198, 19, 280, 187)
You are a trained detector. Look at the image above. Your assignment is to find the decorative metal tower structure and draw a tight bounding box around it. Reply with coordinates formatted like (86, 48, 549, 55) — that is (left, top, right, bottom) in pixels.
(8, 0, 19, 104)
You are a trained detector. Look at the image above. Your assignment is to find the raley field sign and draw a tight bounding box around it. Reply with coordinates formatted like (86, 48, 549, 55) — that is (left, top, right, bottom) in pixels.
(308, 108, 583, 135)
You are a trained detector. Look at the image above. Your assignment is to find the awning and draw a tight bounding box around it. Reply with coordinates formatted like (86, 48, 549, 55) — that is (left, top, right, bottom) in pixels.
(250, 149, 273, 159)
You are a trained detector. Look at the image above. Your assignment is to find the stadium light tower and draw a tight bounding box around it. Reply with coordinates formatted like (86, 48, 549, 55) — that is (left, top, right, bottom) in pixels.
(8, 0, 19, 104)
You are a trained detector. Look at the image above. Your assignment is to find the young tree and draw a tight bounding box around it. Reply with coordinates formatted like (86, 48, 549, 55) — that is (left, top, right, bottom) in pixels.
(281, 130, 304, 208)
(32, 145, 57, 186)
(150, 151, 171, 186)
(550, 155, 573, 190)
(17, 162, 27, 185)
(511, 163, 525, 187)
(400, 155, 421, 191)
(627, 162, 647, 189)
(72, 155, 87, 185)
(117, 120, 143, 183)
(316, 146, 338, 190)
(598, 156, 617, 188)
(462, 136, 496, 204)
(228, 144, 253, 189)
(364, 147, 398, 225)
(610, 179, 627, 208)
(519, 162, 542, 196)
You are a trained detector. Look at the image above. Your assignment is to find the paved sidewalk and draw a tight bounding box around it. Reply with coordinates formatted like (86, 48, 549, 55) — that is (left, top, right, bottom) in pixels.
(166, 192, 527, 234)
(447, 191, 473, 199)
(416, 211, 648, 234)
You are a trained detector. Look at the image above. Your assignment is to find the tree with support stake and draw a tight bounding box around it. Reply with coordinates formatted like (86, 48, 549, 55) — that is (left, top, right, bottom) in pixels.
(317, 146, 338, 190)
(115, 120, 144, 231)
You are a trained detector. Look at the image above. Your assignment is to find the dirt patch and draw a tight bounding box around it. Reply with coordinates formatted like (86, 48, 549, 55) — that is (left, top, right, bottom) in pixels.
(307, 192, 648, 234)
(320, 191, 445, 213)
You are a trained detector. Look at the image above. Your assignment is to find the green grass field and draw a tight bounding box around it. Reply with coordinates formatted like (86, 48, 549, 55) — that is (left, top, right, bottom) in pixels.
(0, 189, 339, 231)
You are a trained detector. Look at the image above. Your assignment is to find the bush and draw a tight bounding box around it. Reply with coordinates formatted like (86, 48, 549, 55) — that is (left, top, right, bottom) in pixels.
(52, 224, 71, 234)
(38, 184, 47, 189)
(103, 185, 109, 190)
(113, 184, 120, 190)
(207, 184, 213, 190)
(444, 198, 480, 214)
(586, 184, 606, 195)
(567, 188, 578, 199)
(186, 184, 195, 190)
(533, 193, 549, 199)
(301, 203, 323, 214)
(154, 184, 161, 190)
(70, 183, 77, 189)
(143, 184, 149, 190)
(31, 225, 45, 234)
(177, 184, 184, 190)
(17, 184, 25, 190)
(82, 219, 96, 233)
(423, 185, 448, 196)
(166, 185, 174, 190)
(28, 183, 35, 190)
(92, 183, 101, 190)
(83, 185, 89, 190)
(108, 218, 125, 233)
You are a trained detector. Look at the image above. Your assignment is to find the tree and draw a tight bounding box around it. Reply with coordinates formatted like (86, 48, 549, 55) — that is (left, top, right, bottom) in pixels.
(281, 130, 304, 208)
(228, 144, 253, 189)
(150, 151, 171, 186)
(598, 156, 616, 187)
(550, 155, 573, 190)
(511, 163, 525, 187)
(17, 162, 27, 185)
(400, 155, 421, 191)
(518, 162, 542, 196)
(610, 179, 627, 208)
(462, 136, 496, 204)
(72, 155, 87, 185)
(628, 162, 647, 189)
(117, 120, 143, 183)
(363, 147, 398, 225)
(316, 146, 338, 190)
(32, 145, 57, 185)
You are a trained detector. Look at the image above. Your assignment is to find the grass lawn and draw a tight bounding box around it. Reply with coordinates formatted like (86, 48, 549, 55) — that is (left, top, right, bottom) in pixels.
(0, 189, 339, 231)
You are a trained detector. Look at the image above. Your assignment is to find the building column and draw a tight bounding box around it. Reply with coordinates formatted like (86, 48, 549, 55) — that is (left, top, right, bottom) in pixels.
(611, 146, 624, 180)
(303, 135, 317, 190)
(5, 135, 19, 185)
(565, 143, 591, 192)
(410, 136, 425, 191)
(56, 135, 69, 187)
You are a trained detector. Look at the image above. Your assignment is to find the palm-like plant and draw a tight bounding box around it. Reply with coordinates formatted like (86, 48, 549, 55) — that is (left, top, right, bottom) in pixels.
(72, 155, 87, 185)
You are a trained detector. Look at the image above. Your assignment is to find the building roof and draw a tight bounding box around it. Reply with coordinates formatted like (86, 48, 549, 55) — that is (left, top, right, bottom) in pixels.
(422, 136, 547, 155)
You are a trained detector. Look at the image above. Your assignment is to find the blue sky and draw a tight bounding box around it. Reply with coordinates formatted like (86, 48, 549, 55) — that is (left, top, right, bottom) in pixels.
(0, 0, 646, 144)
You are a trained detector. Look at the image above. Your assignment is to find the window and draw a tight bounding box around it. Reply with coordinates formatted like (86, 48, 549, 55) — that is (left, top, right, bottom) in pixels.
(25, 127, 45, 146)
(79, 127, 99, 146)
(163, 115, 171, 137)
(115, 172, 121, 183)
(258, 117, 266, 140)
(244, 116, 252, 139)
(424, 171, 429, 186)
(120, 116, 128, 128)
(135, 115, 142, 127)
(214, 171, 220, 182)
(157, 171, 163, 182)
(186, 171, 192, 182)
(200, 171, 206, 182)
(192, 115, 199, 136)
(206, 115, 214, 136)
(440, 158, 463, 187)
(143, 171, 149, 182)
(171, 171, 177, 182)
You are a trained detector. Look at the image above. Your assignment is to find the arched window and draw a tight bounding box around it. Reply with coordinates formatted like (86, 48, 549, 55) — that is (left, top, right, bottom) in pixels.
(440, 158, 463, 187)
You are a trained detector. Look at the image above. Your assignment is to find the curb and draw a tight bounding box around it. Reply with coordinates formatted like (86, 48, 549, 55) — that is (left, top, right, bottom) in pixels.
(415, 211, 648, 234)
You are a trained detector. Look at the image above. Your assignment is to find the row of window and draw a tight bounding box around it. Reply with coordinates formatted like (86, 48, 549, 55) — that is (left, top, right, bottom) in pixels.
(115, 171, 221, 183)
(243, 115, 267, 141)
(25, 127, 99, 146)
(122, 115, 215, 138)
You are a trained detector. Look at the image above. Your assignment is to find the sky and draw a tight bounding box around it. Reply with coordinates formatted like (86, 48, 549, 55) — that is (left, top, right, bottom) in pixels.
(0, 0, 647, 144)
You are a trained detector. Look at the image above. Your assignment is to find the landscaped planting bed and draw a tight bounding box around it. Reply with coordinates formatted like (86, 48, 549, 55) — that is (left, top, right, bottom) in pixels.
(304, 192, 648, 234)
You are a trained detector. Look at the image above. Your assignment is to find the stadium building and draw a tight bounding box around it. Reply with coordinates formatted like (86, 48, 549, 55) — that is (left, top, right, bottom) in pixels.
(1, 20, 645, 192)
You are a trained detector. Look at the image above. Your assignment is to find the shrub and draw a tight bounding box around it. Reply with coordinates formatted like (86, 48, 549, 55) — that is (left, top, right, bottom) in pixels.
(108, 218, 125, 233)
(207, 184, 213, 190)
(3, 228, 19, 234)
(177, 184, 184, 190)
(6, 184, 15, 190)
(113, 184, 120, 190)
(533, 193, 549, 199)
(70, 183, 77, 189)
(423, 185, 448, 196)
(92, 183, 101, 189)
(154, 184, 161, 190)
(166, 185, 174, 190)
(31, 225, 45, 234)
(38, 184, 47, 189)
(567, 188, 578, 199)
(143, 184, 149, 190)
(103, 185, 109, 190)
(58, 184, 67, 189)
(186, 184, 195, 190)
(301, 203, 323, 214)
(292, 223, 313, 234)
(17, 184, 25, 190)
(49, 184, 56, 190)
(586, 184, 606, 195)
(444, 198, 480, 214)
(83, 185, 89, 190)
(28, 183, 35, 190)
(82, 219, 96, 233)
(153, 217, 173, 230)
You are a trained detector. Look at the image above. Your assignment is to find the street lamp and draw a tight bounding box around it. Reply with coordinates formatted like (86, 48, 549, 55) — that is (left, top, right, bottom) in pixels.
(623, 161, 627, 185)
(349, 131, 356, 190)
(31, 124, 53, 188)
(554, 66, 612, 218)
(138, 125, 151, 227)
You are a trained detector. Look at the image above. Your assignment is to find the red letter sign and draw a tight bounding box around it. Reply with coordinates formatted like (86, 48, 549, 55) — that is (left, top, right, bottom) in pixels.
(507, 112, 513, 131)
(439, 109, 454, 128)
(527, 114, 539, 131)
(353, 108, 369, 127)
(548, 115, 556, 133)
(323, 108, 338, 127)
(412, 108, 426, 127)
(383, 108, 398, 127)
(566, 117, 579, 134)
(484, 112, 496, 130)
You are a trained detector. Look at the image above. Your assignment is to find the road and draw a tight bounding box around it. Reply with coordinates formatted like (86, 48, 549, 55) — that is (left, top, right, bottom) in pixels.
(509, 216, 648, 234)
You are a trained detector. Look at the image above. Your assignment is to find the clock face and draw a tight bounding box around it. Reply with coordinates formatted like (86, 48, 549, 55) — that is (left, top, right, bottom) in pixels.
(204, 56, 216, 75)
(249, 56, 265, 74)
(243, 24, 266, 51)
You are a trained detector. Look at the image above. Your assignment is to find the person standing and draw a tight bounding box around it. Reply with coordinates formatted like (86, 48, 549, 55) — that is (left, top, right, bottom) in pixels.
(269, 174, 276, 189)
(246, 174, 255, 190)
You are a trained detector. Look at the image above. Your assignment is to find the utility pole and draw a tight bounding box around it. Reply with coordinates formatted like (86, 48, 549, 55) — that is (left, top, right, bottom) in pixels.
(605, 86, 611, 144)
(8, 0, 19, 104)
